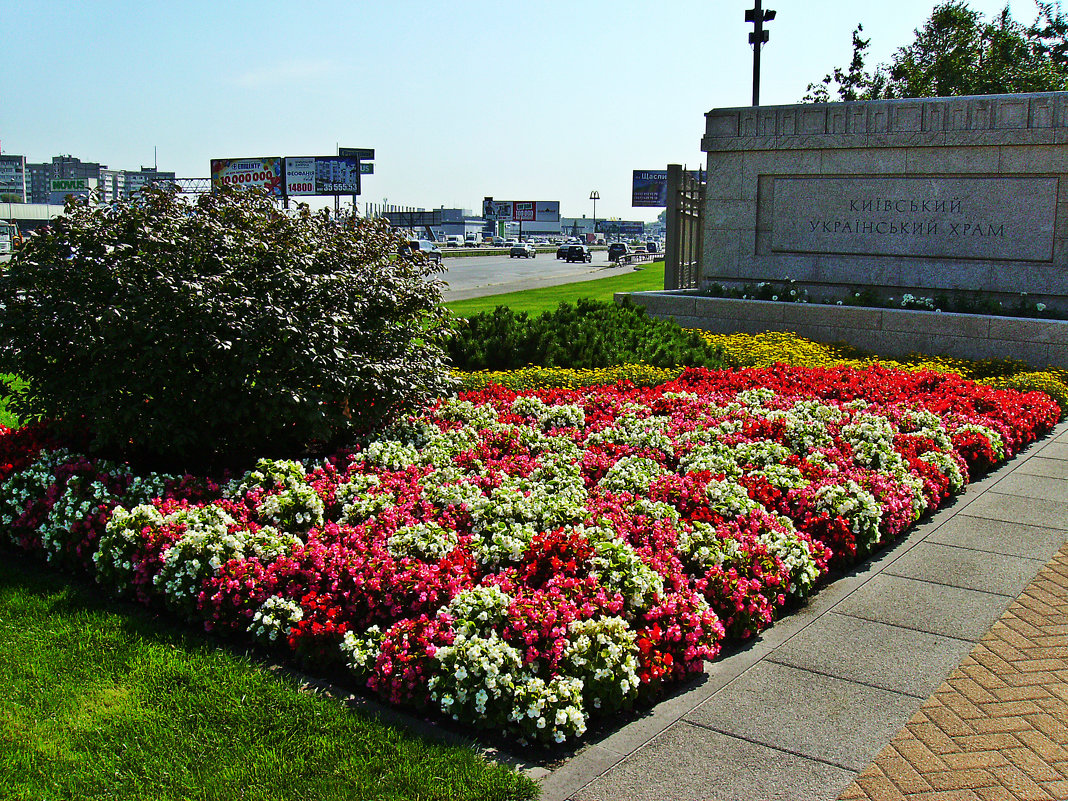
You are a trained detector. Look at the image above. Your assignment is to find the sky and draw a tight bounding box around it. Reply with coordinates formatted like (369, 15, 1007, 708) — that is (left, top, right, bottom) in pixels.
(1, 0, 1038, 222)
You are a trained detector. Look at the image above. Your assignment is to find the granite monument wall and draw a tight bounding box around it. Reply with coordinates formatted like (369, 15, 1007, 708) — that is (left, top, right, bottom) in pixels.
(701, 92, 1068, 312)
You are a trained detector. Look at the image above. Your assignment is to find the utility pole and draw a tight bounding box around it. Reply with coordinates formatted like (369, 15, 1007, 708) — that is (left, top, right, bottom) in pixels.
(745, 1, 776, 106)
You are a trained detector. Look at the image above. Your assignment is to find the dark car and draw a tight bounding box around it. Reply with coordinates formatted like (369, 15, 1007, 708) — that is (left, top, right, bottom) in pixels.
(556, 244, 569, 260)
(400, 239, 442, 265)
(565, 245, 592, 263)
(607, 243, 630, 263)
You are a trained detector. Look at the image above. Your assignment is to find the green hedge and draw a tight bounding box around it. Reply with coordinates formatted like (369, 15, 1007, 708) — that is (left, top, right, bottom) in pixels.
(447, 299, 730, 371)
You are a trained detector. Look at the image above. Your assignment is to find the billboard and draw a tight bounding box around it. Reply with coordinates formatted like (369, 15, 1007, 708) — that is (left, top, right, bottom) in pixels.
(595, 220, 645, 236)
(383, 209, 443, 228)
(210, 157, 283, 196)
(632, 170, 669, 207)
(48, 177, 96, 205)
(0, 155, 26, 202)
(535, 201, 560, 222)
(483, 199, 560, 221)
(284, 156, 362, 196)
(314, 156, 361, 194)
(512, 201, 535, 222)
(632, 169, 705, 207)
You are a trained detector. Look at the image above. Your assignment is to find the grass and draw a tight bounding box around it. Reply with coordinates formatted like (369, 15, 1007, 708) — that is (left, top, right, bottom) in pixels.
(445, 261, 664, 317)
(0, 554, 539, 801)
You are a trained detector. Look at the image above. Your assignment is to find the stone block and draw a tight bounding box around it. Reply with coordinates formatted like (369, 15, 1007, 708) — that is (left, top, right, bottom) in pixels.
(819, 148, 907, 174)
(999, 144, 1068, 173)
(704, 199, 756, 231)
(881, 308, 991, 339)
(783, 302, 884, 331)
(626, 292, 695, 319)
(1044, 343, 1068, 369)
(905, 145, 1000, 174)
(988, 317, 1068, 346)
(703, 152, 743, 200)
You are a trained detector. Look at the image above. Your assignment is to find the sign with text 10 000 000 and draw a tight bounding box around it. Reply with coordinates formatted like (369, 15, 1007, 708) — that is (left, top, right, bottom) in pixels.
(770, 176, 1058, 262)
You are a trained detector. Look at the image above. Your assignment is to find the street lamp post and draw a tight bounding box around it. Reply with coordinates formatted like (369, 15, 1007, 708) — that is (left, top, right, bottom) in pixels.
(589, 190, 599, 243)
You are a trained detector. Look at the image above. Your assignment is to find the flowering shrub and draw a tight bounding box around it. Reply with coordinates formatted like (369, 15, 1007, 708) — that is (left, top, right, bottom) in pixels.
(0, 363, 1058, 746)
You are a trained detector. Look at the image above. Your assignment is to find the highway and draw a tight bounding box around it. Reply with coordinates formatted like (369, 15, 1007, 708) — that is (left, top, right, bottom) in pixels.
(436, 249, 628, 301)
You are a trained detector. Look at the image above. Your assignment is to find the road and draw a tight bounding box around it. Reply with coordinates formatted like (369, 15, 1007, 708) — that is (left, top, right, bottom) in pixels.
(437, 250, 628, 301)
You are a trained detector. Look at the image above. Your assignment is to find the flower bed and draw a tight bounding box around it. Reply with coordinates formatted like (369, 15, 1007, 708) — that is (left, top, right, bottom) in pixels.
(0, 365, 1059, 746)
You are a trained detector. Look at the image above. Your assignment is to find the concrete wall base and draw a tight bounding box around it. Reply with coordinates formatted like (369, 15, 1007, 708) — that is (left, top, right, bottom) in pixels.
(617, 290, 1068, 370)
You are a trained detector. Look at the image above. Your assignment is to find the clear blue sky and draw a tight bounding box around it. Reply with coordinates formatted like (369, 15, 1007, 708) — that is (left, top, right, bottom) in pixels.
(2, 0, 1034, 221)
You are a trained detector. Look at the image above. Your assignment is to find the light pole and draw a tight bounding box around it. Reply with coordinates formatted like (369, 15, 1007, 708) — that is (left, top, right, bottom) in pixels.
(589, 190, 599, 243)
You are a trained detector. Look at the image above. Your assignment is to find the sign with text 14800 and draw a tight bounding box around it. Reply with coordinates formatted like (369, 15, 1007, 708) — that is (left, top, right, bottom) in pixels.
(284, 157, 316, 196)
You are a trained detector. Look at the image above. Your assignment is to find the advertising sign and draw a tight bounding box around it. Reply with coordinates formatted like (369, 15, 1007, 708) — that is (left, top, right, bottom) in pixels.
(284, 157, 316, 196)
(632, 170, 668, 207)
(48, 177, 95, 205)
(210, 157, 283, 196)
(483, 199, 559, 221)
(315, 156, 361, 194)
(535, 201, 560, 222)
(482, 199, 512, 220)
(595, 220, 645, 236)
(512, 201, 536, 222)
(0, 155, 26, 202)
(338, 147, 374, 161)
(632, 169, 705, 207)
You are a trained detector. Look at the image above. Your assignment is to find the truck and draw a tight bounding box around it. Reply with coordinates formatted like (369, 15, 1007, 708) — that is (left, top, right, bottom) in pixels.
(0, 221, 23, 260)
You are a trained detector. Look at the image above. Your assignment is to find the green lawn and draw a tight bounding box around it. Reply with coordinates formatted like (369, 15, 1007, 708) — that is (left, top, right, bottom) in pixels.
(0, 554, 539, 801)
(445, 262, 664, 317)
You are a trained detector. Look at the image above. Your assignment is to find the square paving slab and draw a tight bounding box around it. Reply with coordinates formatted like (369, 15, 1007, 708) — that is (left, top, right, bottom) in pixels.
(572, 721, 856, 801)
(924, 514, 1067, 560)
(830, 574, 1011, 640)
(882, 541, 1047, 596)
(767, 612, 976, 699)
(963, 491, 1068, 530)
(685, 662, 920, 771)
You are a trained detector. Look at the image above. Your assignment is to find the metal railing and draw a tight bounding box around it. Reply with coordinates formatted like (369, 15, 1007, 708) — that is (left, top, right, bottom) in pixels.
(616, 251, 662, 268)
(663, 164, 704, 290)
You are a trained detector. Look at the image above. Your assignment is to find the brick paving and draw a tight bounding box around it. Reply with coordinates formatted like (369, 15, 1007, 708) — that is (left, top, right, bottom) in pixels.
(839, 543, 1068, 801)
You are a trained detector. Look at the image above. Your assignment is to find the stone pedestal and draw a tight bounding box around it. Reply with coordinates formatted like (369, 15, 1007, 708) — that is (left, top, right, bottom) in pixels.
(702, 93, 1068, 313)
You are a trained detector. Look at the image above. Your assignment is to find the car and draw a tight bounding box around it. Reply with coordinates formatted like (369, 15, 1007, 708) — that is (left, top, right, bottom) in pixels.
(645, 241, 659, 253)
(608, 243, 630, 262)
(463, 237, 480, 247)
(556, 244, 570, 259)
(510, 242, 537, 258)
(565, 244, 592, 263)
(492, 237, 506, 246)
(400, 239, 443, 265)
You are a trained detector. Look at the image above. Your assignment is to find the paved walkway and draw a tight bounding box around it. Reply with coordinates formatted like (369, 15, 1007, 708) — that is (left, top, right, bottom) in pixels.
(840, 543, 1068, 800)
(537, 422, 1068, 801)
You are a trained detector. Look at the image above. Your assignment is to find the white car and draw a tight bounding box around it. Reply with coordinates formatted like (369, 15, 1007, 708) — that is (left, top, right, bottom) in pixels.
(509, 242, 537, 258)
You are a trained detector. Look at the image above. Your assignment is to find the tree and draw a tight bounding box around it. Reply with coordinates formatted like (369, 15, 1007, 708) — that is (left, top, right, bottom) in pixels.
(0, 186, 455, 468)
(804, 1, 1068, 102)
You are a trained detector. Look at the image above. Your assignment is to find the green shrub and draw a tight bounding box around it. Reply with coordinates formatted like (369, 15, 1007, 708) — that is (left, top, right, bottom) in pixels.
(0, 187, 454, 466)
(448, 299, 728, 371)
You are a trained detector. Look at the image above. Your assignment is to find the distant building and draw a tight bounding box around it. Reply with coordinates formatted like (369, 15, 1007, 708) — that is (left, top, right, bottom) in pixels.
(0, 155, 27, 202)
(25, 155, 175, 203)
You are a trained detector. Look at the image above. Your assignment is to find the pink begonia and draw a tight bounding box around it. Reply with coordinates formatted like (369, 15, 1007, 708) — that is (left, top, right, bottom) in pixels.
(0, 363, 1058, 745)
